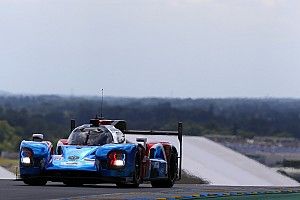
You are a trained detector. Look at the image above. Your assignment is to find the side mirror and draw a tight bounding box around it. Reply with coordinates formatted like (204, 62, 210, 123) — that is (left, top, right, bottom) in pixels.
(32, 133, 44, 142)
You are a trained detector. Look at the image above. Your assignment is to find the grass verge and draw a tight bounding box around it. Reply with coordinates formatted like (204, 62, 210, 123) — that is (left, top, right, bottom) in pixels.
(0, 157, 18, 174)
(178, 169, 209, 184)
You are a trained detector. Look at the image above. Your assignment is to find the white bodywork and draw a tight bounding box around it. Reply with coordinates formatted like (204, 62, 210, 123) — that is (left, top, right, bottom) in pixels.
(104, 125, 125, 144)
(67, 124, 126, 145)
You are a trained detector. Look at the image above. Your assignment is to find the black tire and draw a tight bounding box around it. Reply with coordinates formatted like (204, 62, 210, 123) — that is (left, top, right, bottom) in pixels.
(23, 178, 47, 186)
(151, 148, 178, 188)
(116, 147, 142, 188)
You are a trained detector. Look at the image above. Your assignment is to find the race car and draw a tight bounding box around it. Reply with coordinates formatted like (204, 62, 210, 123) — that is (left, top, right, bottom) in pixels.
(19, 118, 182, 187)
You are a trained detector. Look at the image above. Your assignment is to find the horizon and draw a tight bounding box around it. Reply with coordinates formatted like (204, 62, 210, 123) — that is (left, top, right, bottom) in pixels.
(3, 89, 300, 100)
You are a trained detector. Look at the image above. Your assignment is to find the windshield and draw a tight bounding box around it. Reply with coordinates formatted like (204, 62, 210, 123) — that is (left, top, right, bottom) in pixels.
(68, 125, 113, 146)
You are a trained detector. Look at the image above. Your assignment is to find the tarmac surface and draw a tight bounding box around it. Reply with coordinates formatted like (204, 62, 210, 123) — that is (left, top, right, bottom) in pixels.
(1, 180, 300, 200)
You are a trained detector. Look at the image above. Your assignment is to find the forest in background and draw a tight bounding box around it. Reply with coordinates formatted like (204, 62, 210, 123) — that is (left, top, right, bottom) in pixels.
(1, 94, 300, 152)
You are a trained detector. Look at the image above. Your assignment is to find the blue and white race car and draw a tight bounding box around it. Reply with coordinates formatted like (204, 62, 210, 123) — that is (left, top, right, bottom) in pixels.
(19, 118, 182, 187)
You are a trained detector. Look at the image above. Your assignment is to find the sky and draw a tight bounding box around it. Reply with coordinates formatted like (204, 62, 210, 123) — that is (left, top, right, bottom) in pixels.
(0, 0, 300, 98)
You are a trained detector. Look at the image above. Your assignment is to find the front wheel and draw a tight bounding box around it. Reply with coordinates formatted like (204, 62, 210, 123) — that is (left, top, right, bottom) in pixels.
(116, 148, 142, 188)
(23, 178, 47, 186)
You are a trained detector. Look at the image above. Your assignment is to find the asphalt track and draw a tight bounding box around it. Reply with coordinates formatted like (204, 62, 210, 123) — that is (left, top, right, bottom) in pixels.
(1, 180, 300, 200)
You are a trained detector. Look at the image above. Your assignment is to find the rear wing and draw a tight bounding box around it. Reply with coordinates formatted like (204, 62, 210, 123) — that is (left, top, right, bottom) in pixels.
(124, 122, 183, 180)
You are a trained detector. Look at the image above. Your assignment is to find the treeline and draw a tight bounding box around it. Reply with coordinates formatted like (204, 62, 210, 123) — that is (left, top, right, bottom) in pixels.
(1, 95, 300, 151)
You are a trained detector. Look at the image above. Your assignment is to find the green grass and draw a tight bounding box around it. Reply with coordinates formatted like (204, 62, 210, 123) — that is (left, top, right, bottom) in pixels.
(0, 157, 18, 174)
(209, 193, 300, 200)
(178, 170, 208, 184)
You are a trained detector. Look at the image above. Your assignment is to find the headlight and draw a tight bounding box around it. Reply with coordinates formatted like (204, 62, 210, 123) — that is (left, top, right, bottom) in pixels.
(108, 151, 126, 169)
(21, 157, 31, 165)
(20, 147, 33, 167)
(113, 159, 125, 167)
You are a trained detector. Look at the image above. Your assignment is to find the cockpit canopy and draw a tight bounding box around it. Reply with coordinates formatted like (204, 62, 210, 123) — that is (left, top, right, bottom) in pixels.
(67, 124, 125, 146)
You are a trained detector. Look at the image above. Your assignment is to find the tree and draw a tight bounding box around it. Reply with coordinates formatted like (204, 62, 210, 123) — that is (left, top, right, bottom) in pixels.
(0, 120, 20, 152)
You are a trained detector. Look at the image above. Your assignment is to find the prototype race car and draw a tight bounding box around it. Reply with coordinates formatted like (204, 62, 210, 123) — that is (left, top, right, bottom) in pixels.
(19, 118, 182, 187)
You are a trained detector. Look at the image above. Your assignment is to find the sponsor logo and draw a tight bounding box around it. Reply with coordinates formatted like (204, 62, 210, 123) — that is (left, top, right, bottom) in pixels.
(61, 161, 79, 166)
(53, 155, 63, 161)
(153, 162, 160, 169)
(68, 155, 80, 161)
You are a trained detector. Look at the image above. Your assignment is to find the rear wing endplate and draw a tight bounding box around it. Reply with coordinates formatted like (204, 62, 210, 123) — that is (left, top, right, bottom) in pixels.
(124, 122, 183, 180)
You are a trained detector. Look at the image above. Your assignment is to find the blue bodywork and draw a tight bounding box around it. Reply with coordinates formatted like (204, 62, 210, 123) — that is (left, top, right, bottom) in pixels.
(19, 120, 181, 187)
(19, 141, 139, 183)
(19, 123, 174, 186)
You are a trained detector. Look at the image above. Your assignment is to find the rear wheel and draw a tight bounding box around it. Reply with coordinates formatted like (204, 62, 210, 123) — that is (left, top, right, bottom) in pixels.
(151, 149, 178, 188)
(23, 178, 47, 186)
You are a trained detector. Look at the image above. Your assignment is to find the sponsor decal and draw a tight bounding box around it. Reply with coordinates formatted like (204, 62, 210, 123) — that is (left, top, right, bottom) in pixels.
(61, 161, 79, 166)
(52, 155, 63, 161)
(68, 155, 80, 161)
